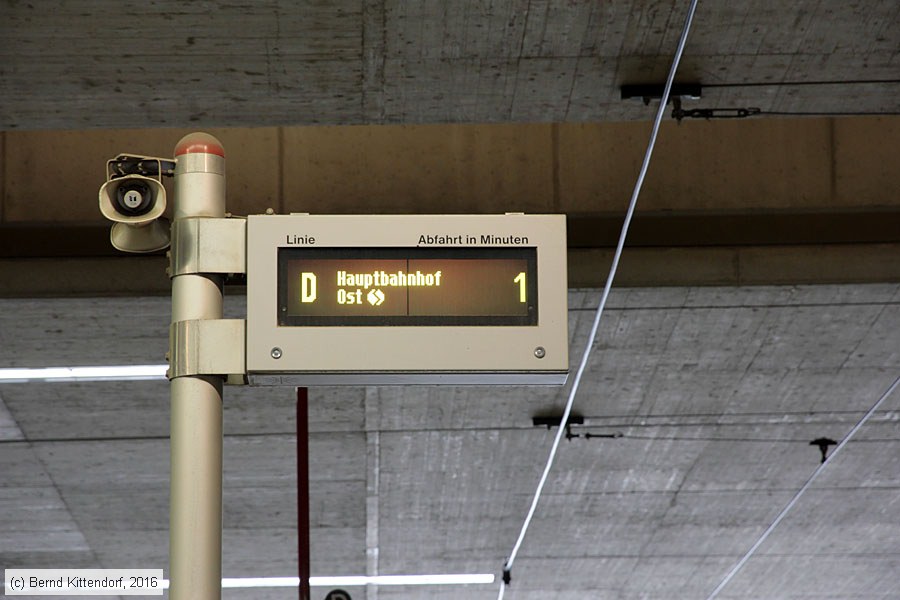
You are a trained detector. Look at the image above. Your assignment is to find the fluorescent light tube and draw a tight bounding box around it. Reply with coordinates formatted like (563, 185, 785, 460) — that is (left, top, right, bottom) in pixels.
(160, 574, 495, 589)
(0, 364, 168, 383)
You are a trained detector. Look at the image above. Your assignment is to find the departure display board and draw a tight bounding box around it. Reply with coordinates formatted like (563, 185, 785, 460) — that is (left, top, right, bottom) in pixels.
(278, 247, 537, 326)
(246, 213, 568, 385)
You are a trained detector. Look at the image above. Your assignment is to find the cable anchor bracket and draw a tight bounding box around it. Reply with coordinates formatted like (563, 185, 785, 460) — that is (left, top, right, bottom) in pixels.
(672, 105, 762, 122)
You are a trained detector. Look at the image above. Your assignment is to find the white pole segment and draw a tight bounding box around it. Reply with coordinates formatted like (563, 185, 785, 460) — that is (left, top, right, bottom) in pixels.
(168, 133, 227, 600)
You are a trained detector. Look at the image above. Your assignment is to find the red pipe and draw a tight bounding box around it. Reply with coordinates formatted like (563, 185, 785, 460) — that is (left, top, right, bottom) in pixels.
(297, 387, 310, 600)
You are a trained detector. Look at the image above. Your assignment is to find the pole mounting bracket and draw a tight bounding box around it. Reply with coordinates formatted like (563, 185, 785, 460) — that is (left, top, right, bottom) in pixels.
(169, 217, 247, 278)
(168, 319, 247, 382)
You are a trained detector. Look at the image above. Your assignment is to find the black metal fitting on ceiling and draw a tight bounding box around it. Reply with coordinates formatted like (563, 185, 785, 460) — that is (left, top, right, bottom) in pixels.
(672, 106, 762, 122)
(580, 432, 624, 440)
(531, 414, 622, 441)
(620, 82, 703, 105)
(810, 437, 838, 463)
(532, 414, 584, 442)
(532, 415, 584, 430)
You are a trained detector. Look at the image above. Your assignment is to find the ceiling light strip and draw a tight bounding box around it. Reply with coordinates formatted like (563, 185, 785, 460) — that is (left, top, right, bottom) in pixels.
(0, 365, 168, 383)
(158, 574, 495, 589)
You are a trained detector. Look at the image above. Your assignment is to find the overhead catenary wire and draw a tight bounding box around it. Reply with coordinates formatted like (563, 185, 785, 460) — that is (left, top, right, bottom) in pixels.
(673, 107, 900, 121)
(704, 374, 900, 600)
(702, 78, 900, 88)
(679, 78, 900, 118)
(495, 1, 700, 597)
(758, 110, 900, 117)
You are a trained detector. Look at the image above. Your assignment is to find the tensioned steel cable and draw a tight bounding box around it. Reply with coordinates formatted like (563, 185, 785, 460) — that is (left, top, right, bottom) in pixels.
(705, 374, 900, 600)
(496, 1, 701, 598)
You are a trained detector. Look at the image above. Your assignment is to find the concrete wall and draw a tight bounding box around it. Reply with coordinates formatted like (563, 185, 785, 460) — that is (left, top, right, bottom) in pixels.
(1, 117, 897, 294)
(2, 116, 898, 224)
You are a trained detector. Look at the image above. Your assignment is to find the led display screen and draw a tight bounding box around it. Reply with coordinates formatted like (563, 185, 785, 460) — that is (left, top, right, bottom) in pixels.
(278, 247, 538, 326)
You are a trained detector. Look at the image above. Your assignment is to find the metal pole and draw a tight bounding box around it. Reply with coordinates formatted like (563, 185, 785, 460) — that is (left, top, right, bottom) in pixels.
(297, 387, 311, 600)
(169, 133, 227, 600)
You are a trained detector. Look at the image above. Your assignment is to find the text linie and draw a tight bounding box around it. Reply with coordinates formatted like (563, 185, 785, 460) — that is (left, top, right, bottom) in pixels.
(286, 234, 316, 245)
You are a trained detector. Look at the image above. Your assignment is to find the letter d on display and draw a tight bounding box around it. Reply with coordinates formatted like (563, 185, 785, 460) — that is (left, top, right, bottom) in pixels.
(301, 273, 317, 303)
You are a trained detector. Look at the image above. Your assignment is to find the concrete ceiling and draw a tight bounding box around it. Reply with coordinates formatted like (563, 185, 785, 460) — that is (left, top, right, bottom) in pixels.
(1, 1, 898, 129)
(2, 285, 899, 599)
(2, 2, 900, 599)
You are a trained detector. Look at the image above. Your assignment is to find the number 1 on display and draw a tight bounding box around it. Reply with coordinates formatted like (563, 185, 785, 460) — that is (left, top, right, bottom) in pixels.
(514, 272, 526, 303)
